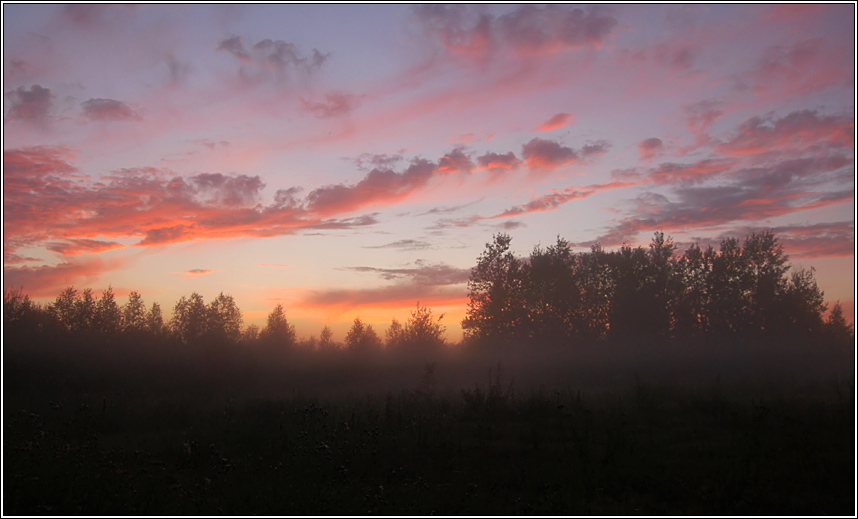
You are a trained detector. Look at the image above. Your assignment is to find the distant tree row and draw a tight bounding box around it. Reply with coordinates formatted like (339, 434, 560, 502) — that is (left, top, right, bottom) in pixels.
(3, 286, 447, 353)
(463, 231, 853, 348)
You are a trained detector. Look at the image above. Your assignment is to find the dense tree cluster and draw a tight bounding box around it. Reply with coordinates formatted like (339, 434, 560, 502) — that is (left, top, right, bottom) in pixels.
(463, 231, 853, 349)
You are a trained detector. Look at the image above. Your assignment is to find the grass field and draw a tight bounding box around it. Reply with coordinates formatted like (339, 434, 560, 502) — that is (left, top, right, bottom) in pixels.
(4, 340, 855, 515)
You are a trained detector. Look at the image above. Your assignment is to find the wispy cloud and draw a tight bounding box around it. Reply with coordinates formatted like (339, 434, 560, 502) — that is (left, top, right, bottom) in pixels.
(345, 260, 470, 285)
(362, 239, 433, 251)
(174, 268, 219, 279)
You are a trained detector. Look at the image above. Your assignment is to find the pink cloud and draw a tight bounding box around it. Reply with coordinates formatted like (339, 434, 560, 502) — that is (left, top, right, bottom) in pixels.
(638, 138, 664, 160)
(437, 148, 475, 174)
(646, 158, 737, 185)
(535, 112, 574, 132)
(2, 146, 383, 259)
(486, 181, 635, 219)
(715, 110, 853, 157)
(300, 92, 362, 118)
(476, 151, 522, 172)
(3, 256, 125, 298)
(47, 239, 125, 256)
(306, 159, 438, 216)
(81, 98, 140, 121)
(521, 137, 578, 170)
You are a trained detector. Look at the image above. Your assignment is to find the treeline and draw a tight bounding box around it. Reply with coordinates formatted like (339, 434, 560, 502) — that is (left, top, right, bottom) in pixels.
(463, 231, 853, 349)
(3, 230, 853, 358)
(3, 285, 446, 355)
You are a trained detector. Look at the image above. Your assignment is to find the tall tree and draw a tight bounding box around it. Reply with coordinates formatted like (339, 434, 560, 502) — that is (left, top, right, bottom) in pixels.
(207, 292, 243, 343)
(462, 233, 527, 344)
(75, 288, 97, 334)
(524, 237, 578, 345)
(170, 292, 208, 344)
(574, 244, 613, 342)
(147, 302, 165, 336)
(673, 243, 716, 340)
(259, 303, 296, 348)
(95, 286, 122, 336)
(385, 318, 405, 349)
(742, 231, 789, 334)
(780, 267, 826, 337)
(49, 286, 79, 332)
(122, 291, 147, 333)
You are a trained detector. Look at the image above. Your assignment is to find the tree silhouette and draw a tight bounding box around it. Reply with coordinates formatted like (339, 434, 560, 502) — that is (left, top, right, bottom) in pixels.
(708, 237, 751, 336)
(673, 243, 716, 340)
(319, 325, 335, 351)
(574, 245, 613, 342)
(385, 318, 405, 349)
(781, 267, 826, 337)
(95, 286, 122, 337)
(400, 302, 446, 351)
(170, 292, 208, 344)
(259, 303, 296, 348)
(462, 233, 527, 344)
(524, 237, 578, 345)
(147, 302, 165, 336)
(742, 231, 790, 334)
(345, 317, 381, 352)
(207, 292, 243, 343)
(825, 302, 854, 346)
(122, 290, 147, 334)
(49, 286, 78, 333)
(607, 234, 676, 344)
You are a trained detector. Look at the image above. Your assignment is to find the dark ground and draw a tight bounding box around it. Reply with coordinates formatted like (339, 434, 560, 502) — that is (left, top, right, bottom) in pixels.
(4, 339, 855, 515)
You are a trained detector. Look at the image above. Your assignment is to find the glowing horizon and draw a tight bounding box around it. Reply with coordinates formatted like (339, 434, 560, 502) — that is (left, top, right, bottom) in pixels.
(3, 4, 855, 342)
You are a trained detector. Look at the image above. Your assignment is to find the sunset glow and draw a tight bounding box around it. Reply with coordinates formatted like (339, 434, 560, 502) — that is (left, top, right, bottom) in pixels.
(3, 4, 854, 341)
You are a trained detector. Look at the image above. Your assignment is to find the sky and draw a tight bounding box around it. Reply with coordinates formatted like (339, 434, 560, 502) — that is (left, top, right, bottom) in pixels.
(3, 4, 855, 342)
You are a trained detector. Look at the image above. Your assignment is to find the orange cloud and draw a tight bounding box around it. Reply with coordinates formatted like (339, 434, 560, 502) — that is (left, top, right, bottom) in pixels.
(535, 112, 574, 132)
(174, 269, 220, 279)
(297, 284, 468, 316)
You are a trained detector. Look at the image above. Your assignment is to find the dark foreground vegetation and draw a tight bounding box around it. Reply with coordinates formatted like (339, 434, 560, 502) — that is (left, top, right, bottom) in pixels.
(4, 350, 855, 516)
(4, 230, 855, 515)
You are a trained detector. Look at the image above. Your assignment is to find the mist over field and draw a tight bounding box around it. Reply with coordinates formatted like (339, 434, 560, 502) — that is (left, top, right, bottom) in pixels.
(4, 230, 854, 515)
